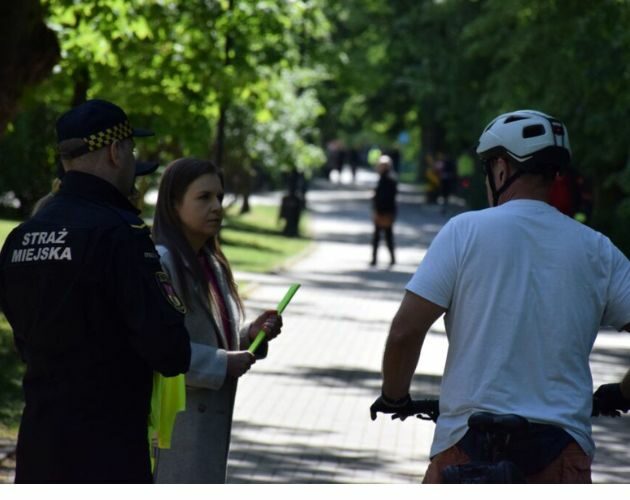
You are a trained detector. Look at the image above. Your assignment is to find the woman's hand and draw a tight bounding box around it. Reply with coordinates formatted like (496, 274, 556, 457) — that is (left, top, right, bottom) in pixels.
(248, 310, 283, 342)
(226, 351, 256, 378)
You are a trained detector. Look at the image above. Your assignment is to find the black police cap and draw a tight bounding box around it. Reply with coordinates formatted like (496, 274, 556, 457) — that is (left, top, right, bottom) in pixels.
(56, 99, 157, 176)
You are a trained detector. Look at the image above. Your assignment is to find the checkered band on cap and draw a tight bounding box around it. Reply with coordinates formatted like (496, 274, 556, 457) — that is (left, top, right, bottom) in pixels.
(84, 120, 133, 151)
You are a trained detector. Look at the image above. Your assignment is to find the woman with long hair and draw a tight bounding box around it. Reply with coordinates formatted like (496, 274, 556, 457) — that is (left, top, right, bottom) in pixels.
(152, 157, 283, 483)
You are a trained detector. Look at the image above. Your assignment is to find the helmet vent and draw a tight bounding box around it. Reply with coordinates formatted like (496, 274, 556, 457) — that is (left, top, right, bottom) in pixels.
(504, 115, 527, 123)
(522, 124, 545, 138)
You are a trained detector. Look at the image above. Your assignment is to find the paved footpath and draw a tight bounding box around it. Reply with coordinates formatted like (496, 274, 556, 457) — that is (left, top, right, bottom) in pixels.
(228, 169, 630, 484)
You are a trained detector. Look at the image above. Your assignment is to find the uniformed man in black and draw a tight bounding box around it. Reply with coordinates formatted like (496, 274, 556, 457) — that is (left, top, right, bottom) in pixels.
(0, 99, 191, 483)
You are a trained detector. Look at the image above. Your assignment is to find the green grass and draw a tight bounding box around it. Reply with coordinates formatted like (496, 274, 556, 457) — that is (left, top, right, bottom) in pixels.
(0, 220, 23, 437)
(0, 204, 311, 275)
(0, 220, 19, 244)
(222, 204, 312, 274)
(0, 315, 24, 437)
(0, 203, 312, 436)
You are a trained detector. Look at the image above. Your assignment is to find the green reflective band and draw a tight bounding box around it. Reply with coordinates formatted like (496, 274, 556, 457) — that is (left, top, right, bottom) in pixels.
(248, 283, 301, 354)
(149, 372, 186, 470)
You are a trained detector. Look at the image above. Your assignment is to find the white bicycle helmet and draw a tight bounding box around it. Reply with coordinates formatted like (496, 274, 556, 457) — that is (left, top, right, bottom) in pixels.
(477, 110, 571, 206)
(476, 109, 571, 173)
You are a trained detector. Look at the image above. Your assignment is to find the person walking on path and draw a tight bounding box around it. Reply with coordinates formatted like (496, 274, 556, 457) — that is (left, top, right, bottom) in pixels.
(0, 99, 191, 483)
(371, 110, 630, 483)
(371, 154, 398, 266)
(151, 157, 283, 483)
(434, 151, 457, 214)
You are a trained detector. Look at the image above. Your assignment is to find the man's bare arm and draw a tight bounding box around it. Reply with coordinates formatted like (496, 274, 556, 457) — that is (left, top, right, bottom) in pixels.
(381, 292, 446, 400)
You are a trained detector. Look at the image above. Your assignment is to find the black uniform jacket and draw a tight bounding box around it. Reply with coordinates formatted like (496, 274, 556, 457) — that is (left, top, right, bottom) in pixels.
(0, 171, 191, 483)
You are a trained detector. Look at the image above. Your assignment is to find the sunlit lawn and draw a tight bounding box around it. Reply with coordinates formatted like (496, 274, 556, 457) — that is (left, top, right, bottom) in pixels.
(0, 220, 26, 437)
(0, 202, 311, 436)
(222, 204, 311, 275)
(0, 314, 24, 438)
(0, 220, 19, 245)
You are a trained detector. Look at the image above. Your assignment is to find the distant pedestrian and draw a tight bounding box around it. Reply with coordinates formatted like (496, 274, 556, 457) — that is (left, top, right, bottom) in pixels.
(435, 151, 457, 213)
(348, 147, 360, 182)
(152, 157, 283, 483)
(371, 155, 397, 266)
(0, 99, 191, 483)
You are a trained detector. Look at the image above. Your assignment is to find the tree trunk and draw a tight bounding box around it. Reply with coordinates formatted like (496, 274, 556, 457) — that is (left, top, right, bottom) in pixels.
(71, 66, 90, 107)
(214, 104, 227, 166)
(212, 0, 234, 167)
(0, 1, 59, 136)
(420, 103, 446, 169)
(240, 192, 250, 214)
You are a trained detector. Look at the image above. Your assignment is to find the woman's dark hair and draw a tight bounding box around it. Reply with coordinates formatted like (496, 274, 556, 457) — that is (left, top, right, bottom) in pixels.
(153, 157, 243, 315)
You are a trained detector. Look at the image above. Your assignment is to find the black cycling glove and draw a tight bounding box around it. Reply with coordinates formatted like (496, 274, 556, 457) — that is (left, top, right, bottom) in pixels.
(370, 393, 413, 421)
(593, 383, 630, 417)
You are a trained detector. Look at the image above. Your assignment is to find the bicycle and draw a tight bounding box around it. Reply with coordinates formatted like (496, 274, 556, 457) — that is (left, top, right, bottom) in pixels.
(373, 395, 626, 483)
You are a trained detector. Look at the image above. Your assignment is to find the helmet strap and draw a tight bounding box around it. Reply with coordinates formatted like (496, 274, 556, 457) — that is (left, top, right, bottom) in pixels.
(487, 169, 524, 207)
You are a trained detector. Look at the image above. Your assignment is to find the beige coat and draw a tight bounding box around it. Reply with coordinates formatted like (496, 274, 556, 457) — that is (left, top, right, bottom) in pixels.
(153, 244, 266, 483)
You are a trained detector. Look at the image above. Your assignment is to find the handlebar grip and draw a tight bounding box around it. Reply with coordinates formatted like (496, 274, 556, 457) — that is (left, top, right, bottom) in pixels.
(393, 398, 440, 422)
(592, 395, 626, 417)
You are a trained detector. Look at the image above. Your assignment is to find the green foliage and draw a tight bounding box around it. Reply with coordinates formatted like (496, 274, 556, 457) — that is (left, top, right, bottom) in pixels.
(248, 70, 327, 175)
(40, 0, 328, 169)
(460, 0, 630, 251)
(0, 313, 24, 432)
(319, 0, 630, 254)
(0, 0, 330, 215)
(0, 220, 20, 244)
(2, 0, 630, 253)
(0, 106, 58, 216)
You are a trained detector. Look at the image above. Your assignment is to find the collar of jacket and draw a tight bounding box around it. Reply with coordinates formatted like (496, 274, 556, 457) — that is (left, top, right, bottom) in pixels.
(59, 170, 140, 215)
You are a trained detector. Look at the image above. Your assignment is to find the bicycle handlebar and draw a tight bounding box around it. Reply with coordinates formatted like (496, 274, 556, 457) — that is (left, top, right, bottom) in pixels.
(591, 396, 629, 417)
(383, 395, 627, 422)
(391, 399, 440, 423)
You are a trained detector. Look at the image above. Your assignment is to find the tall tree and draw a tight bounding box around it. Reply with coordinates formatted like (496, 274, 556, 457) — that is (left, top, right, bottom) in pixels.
(318, 0, 630, 253)
(1, 0, 330, 214)
(0, 1, 59, 136)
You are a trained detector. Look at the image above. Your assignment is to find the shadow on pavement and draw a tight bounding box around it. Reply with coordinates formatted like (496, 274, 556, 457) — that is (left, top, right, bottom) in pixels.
(240, 366, 441, 394)
(228, 371, 441, 483)
(592, 417, 630, 483)
(228, 433, 408, 484)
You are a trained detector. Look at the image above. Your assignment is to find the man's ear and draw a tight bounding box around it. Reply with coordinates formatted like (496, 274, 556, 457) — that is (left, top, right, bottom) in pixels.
(497, 158, 511, 184)
(108, 141, 122, 168)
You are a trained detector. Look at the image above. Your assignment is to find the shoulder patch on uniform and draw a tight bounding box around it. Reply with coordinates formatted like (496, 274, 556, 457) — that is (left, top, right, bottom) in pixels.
(105, 205, 149, 231)
(155, 271, 187, 314)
